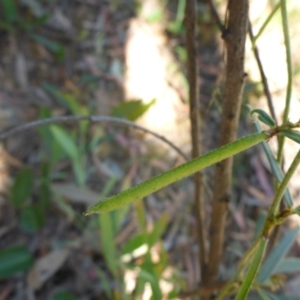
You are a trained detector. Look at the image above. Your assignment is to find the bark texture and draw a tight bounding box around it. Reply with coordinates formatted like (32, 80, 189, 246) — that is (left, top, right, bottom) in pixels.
(206, 0, 249, 283)
(185, 0, 207, 277)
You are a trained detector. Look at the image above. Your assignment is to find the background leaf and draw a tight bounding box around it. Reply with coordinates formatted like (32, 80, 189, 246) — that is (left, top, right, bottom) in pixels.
(1, 0, 18, 23)
(254, 211, 266, 239)
(20, 205, 45, 233)
(148, 213, 169, 247)
(50, 125, 79, 161)
(273, 258, 300, 273)
(281, 129, 300, 144)
(235, 238, 267, 300)
(0, 245, 34, 279)
(252, 120, 293, 206)
(50, 125, 85, 185)
(98, 212, 118, 276)
(258, 227, 300, 283)
(111, 99, 155, 121)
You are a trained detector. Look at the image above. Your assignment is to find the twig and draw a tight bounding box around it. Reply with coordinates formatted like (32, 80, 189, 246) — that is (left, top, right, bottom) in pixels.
(251, 2, 281, 47)
(185, 0, 207, 281)
(277, 0, 293, 164)
(248, 20, 278, 126)
(206, 0, 226, 35)
(206, 0, 249, 285)
(0, 115, 189, 161)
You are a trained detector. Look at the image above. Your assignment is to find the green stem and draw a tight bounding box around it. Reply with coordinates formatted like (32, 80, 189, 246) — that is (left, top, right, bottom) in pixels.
(238, 237, 261, 271)
(268, 149, 300, 217)
(218, 149, 300, 299)
(234, 238, 268, 300)
(85, 132, 269, 215)
(216, 150, 300, 300)
(215, 236, 262, 299)
(252, 2, 281, 47)
(277, 0, 293, 164)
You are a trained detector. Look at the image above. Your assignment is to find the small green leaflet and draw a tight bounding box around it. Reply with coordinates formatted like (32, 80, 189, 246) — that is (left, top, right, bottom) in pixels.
(281, 130, 300, 144)
(250, 109, 276, 127)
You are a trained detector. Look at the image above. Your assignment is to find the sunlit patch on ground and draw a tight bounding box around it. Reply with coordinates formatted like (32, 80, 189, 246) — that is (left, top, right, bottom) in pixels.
(124, 0, 190, 153)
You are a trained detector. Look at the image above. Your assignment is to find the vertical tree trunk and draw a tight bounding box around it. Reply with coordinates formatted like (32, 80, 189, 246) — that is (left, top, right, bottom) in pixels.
(185, 0, 207, 280)
(206, 0, 249, 283)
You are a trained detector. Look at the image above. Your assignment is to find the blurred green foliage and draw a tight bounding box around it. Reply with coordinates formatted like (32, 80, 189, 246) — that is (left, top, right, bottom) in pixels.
(0, 0, 65, 61)
(0, 245, 34, 279)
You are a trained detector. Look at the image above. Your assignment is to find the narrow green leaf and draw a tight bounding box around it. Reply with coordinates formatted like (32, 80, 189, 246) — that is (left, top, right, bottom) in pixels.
(134, 269, 147, 297)
(258, 227, 300, 283)
(138, 268, 162, 299)
(10, 167, 33, 208)
(281, 129, 300, 144)
(254, 212, 266, 240)
(99, 176, 123, 233)
(148, 213, 169, 247)
(121, 214, 169, 260)
(54, 195, 76, 222)
(50, 125, 85, 185)
(159, 250, 169, 277)
(250, 109, 276, 127)
(0, 245, 34, 279)
(167, 0, 185, 34)
(99, 176, 119, 199)
(50, 125, 79, 161)
(114, 205, 130, 233)
(253, 121, 293, 207)
(111, 99, 155, 121)
(274, 258, 300, 273)
(135, 200, 147, 233)
(60, 93, 84, 116)
(73, 161, 85, 187)
(121, 234, 147, 256)
(98, 213, 118, 276)
(235, 238, 267, 300)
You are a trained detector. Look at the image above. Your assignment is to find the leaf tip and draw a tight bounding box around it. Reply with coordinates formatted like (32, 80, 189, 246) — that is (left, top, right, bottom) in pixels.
(250, 109, 275, 127)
